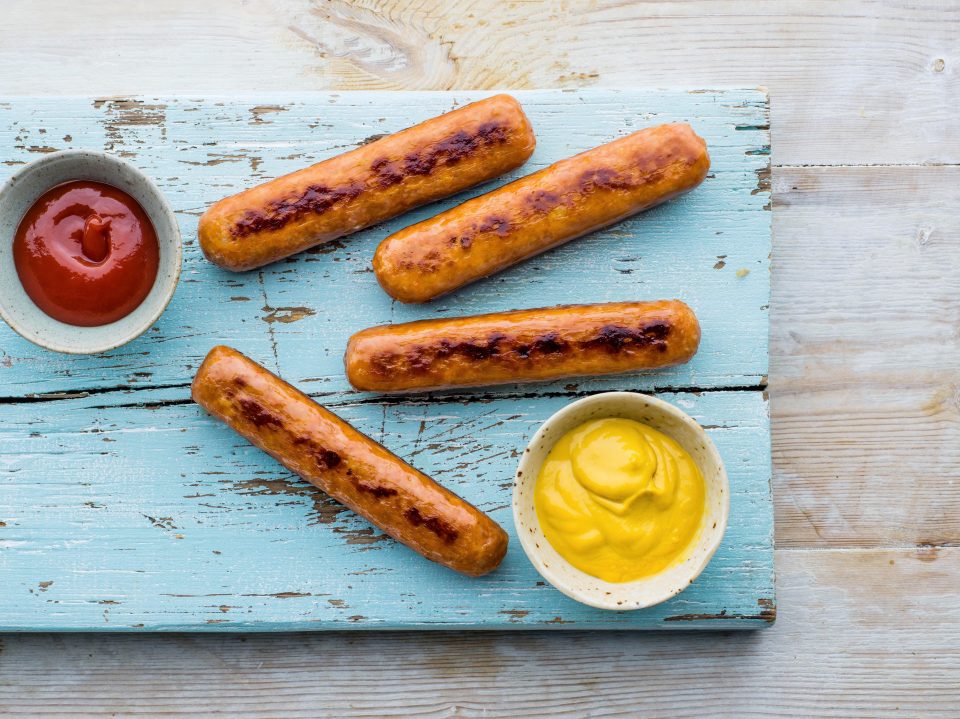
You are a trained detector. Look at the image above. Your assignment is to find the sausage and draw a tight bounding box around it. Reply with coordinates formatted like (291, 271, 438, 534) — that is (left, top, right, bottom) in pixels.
(191, 345, 508, 576)
(345, 300, 700, 393)
(373, 123, 709, 303)
(198, 94, 536, 272)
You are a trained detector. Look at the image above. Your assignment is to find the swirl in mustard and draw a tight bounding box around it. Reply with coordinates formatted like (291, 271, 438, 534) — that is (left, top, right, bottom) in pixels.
(534, 417, 705, 582)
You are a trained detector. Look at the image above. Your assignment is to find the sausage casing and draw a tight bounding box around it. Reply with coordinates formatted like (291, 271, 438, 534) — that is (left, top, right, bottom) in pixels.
(344, 300, 700, 393)
(199, 94, 536, 272)
(192, 346, 508, 576)
(373, 123, 709, 303)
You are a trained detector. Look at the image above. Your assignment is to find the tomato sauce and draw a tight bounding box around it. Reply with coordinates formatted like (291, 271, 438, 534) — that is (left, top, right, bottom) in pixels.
(13, 181, 160, 327)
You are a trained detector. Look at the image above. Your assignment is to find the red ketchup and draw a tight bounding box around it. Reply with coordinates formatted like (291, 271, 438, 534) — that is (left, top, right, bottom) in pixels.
(13, 181, 160, 327)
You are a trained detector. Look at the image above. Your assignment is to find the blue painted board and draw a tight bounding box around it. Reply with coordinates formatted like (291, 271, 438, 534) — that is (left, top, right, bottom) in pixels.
(0, 90, 769, 395)
(0, 90, 772, 630)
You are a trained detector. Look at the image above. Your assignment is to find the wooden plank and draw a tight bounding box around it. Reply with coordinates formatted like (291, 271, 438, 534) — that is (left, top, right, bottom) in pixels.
(771, 165, 960, 547)
(0, 0, 955, 165)
(0, 90, 770, 397)
(0, 547, 955, 718)
(0, 385, 773, 631)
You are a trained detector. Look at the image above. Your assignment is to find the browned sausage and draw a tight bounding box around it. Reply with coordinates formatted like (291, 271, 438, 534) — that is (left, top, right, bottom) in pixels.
(198, 94, 536, 272)
(191, 346, 508, 576)
(344, 300, 700, 393)
(373, 123, 709, 303)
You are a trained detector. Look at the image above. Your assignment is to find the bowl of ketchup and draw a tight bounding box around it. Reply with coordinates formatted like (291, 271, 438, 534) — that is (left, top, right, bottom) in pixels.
(0, 150, 181, 353)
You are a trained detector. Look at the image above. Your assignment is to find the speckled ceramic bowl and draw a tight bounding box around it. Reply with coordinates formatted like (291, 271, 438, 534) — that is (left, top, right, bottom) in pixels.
(513, 391, 729, 611)
(0, 150, 181, 354)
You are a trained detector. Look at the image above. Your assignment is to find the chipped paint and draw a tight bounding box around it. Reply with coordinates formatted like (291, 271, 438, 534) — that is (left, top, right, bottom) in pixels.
(752, 166, 771, 196)
(359, 133, 389, 146)
(95, 97, 167, 152)
(262, 306, 317, 324)
(334, 526, 391, 547)
(227, 476, 348, 526)
(180, 153, 247, 166)
(250, 104, 288, 124)
(666, 598, 776, 623)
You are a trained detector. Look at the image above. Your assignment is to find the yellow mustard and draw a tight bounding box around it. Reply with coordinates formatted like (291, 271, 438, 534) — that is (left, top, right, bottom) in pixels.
(534, 417, 705, 583)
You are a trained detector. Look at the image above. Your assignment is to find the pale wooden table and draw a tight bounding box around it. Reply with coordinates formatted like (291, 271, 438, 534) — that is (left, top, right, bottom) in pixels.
(0, 1, 957, 716)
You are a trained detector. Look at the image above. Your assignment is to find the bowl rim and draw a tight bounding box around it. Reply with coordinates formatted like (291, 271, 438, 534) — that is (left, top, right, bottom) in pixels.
(512, 390, 730, 611)
(0, 149, 183, 355)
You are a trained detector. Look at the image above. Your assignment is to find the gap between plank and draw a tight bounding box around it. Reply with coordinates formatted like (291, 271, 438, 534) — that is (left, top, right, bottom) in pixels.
(774, 162, 960, 169)
(777, 543, 960, 553)
(0, 380, 768, 408)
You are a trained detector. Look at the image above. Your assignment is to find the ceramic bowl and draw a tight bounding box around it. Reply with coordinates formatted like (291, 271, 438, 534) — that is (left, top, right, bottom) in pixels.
(513, 391, 729, 611)
(0, 150, 182, 354)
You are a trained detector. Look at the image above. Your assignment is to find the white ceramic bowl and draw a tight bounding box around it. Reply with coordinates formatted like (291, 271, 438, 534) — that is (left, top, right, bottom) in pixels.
(0, 150, 182, 354)
(513, 391, 729, 610)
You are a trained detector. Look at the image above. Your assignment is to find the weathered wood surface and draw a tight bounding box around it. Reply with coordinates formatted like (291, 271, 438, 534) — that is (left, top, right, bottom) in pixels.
(1, 0, 958, 714)
(0, 91, 770, 396)
(0, 548, 956, 718)
(0, 387, 773, 630)
(1, 0, 955, 167)
(0, 90, 772, 630)
(772, 164, 960, 548)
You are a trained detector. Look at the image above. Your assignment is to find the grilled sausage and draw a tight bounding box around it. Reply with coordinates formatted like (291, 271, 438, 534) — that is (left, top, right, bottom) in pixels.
(345, 300, 700, 393)
(373, 123, 709, 303)
(191, 345, 508, 576)
(199, 94, 536, 272)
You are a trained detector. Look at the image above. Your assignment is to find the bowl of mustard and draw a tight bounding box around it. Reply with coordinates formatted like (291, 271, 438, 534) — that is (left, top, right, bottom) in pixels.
(513, 392, 729, 610)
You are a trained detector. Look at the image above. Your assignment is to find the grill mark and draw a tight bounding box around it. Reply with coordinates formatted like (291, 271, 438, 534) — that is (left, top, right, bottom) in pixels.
(581, 322, 672, 352)
(525, 189, 561, 213)
(449, 214, 513, 252)
(529, 332, 567, 355)
(477, 214, 511, 236)
(314, 448, 342, 470)
(356, 482, 398, 499)
(225, 374, 248, 399)
(231, 122, 511, 238)
(404, 507, 459, 544)
(367, 322, 674, 375)
(232, 182, 364, 238)
(290, 435, 342, 471)
(237, 398, 282, 428)
(371, 156, 405, 188)
(403, 122, 510, 178)
(290, 436, 390, 498)
(577, 167, 637, 193)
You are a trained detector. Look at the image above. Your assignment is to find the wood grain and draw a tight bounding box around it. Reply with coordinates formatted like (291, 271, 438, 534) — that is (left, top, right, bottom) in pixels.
(0, 0, 955, 165)
(772, 165, 960, 547)
(0, 547, 955, 718)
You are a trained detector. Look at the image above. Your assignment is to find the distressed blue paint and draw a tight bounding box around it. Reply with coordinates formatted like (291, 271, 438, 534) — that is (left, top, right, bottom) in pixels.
(0, 91, 772, 630)
(0, 90, 769, 395)
(0, 386, 772, 630)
